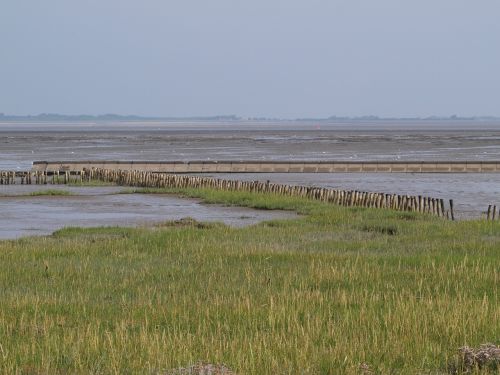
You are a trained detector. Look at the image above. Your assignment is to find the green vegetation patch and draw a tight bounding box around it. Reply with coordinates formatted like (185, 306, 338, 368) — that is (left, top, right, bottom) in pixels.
(28, 189, 74, 196)
(0, 187, 498, 374)
(67, 180, 116, 187)
(0, 189, 75, 197)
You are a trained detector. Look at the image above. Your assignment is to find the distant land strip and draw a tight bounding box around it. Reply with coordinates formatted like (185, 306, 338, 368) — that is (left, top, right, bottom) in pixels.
(1, 113, 499, 122)
(32, 161, 500, 173)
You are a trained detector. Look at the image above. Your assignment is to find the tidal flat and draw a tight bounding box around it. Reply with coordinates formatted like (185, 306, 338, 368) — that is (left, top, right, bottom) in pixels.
(0, 185, 296, 239)
(3, 120, 500, 170)
(2, 120, 500, 219)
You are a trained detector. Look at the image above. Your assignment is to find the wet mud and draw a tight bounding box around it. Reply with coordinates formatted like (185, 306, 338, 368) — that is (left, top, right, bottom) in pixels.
(0, 187, 297, 239)
(2, 120, 500, 170)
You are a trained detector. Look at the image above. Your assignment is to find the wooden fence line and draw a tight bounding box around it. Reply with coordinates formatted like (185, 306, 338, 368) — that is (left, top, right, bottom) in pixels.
(2, 169, 458, 220)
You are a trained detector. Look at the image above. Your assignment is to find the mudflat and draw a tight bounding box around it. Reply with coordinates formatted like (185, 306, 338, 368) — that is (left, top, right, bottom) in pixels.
(2, 120, 500, 170)
(1, 120, 500, 218)
(0, 186, 297, 239)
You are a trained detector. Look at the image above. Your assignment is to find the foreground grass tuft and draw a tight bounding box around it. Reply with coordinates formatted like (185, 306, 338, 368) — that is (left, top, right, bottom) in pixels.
(0, 188, 498, 374)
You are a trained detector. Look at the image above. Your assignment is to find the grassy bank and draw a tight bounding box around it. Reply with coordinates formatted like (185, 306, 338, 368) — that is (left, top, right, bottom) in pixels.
(28, 189, 74, 196)
(0, 189, 74, 197)
(0, 188, 498, 374)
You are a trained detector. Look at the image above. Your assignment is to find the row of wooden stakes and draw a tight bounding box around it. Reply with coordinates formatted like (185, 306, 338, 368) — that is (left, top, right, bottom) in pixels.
(0, 171, 80, 185)
(87, 168, 456, 220)
(2, 169, 455, 219)
(486, 205, 500, 220)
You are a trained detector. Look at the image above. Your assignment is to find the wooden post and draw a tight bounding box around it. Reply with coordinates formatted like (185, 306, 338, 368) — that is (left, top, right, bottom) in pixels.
(487, 205, 492, 220)
(493, 205, 497, 220)
(449, 199, 455, 221)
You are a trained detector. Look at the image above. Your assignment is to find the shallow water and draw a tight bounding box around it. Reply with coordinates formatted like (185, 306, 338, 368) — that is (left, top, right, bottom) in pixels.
(0, 186, 297, 239)
(207, 173, 500, 219)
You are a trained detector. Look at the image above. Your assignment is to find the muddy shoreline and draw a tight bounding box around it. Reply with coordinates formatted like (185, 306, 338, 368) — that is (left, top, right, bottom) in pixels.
(0, 186, 297, 239)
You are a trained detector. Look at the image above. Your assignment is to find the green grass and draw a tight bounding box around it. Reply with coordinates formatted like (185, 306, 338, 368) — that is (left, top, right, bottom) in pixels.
(0, 189, 74, 198)
(28, 189, 74, 196)
(0, 188, 498, 374)
(67, 180, 116, 187)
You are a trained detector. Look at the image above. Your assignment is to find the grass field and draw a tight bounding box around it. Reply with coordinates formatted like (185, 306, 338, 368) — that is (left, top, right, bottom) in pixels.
(0, 188, 498, 374)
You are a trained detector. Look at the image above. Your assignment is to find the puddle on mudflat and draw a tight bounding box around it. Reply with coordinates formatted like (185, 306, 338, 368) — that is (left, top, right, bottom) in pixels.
(0, 187, 297, 239)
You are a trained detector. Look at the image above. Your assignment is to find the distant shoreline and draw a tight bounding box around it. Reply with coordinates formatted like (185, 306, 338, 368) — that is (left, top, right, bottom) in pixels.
(1, 114, 499, 123)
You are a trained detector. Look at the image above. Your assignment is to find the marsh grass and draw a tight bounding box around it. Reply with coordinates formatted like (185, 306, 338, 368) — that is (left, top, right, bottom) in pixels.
(0, 189, 74, 198)
(0, 188, 498, 374)
(67, 180, 116, 187)
(28, 189, 74, 196)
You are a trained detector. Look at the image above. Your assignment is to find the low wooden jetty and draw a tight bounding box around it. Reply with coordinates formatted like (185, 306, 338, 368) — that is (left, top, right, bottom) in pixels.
(32, 160, 500, 173)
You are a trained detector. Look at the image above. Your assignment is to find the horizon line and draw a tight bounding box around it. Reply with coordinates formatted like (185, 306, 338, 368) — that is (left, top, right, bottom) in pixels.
(1, 113, 500, 122)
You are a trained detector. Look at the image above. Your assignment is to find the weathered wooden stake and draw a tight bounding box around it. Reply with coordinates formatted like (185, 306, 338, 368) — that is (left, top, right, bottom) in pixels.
(449, 199, 455, 221)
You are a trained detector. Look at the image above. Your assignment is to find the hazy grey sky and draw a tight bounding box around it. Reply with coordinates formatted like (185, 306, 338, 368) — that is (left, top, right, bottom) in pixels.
(1, 0, 499, 118)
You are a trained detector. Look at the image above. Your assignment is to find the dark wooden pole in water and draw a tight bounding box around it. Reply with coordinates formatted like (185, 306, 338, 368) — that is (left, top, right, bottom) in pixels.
(449, 199, 455, 221)
(487, 205, 492, 220)
(440, 199, 445, 218)
(493, 205, 497, 220)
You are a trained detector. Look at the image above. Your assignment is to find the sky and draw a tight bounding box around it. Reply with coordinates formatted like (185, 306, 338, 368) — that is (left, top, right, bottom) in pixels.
(1, 0, 499, 119)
